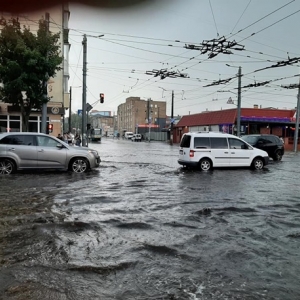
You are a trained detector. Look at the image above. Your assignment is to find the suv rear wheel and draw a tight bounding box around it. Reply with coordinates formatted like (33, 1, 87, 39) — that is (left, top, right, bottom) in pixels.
(0, 159, 16, 175)
(199, 158, 212, 171)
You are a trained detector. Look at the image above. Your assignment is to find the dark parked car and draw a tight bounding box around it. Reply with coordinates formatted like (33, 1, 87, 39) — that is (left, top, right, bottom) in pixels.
(241, 134, 284, 161)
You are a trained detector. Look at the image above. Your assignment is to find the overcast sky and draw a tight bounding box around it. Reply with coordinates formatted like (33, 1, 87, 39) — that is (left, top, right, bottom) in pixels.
(68, 0, 300, 117)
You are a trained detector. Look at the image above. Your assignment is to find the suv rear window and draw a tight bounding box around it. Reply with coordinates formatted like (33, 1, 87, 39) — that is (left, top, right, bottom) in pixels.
(180, 134, 191, 148)
(0, 135, 35, 146)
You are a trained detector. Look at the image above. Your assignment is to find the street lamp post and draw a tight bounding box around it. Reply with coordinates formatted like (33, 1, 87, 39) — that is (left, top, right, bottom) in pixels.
(148, 98, 151, 142)
(237, 66, 242, 137)
(226, 64, 242, 136)
(294, 83, 300, 152)
(159, 87, 174, 145)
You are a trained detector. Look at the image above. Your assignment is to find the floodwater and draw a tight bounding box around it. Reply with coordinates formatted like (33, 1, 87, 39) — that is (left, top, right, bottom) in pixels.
(0, 138, 300, 300)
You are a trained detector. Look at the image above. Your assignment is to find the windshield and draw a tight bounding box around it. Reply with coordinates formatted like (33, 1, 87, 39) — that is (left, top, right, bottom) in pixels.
(93, 129, 101, 135)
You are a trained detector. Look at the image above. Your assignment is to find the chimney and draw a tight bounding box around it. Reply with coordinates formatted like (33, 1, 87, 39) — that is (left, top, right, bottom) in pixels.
(253, 104, 259, 109)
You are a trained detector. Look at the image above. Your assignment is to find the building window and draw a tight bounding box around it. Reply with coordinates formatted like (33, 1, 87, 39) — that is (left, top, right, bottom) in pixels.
(9, 116, 21, 132)
(0, 116, 8, 133)
(0, 116, 21, 132)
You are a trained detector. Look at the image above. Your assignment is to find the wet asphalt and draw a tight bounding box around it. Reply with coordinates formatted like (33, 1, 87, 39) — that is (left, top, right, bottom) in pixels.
(0, 137, 300, 300)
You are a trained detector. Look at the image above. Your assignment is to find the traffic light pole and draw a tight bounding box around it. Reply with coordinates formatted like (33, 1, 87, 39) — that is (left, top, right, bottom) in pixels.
(82, 34, 87, 147)
(69, 86, 72, 132)
(41, 12, 50, 134)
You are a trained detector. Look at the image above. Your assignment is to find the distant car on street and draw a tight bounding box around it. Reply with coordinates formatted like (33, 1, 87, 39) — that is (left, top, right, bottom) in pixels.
(131, 134, 142, 142)
(241, 134, 284, 161)
(0, 132, 101, 175)
(124, 132, 134, 139)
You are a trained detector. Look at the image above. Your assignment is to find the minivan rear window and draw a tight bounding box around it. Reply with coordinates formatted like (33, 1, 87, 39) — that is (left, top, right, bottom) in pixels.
(180, 135, 191, 148)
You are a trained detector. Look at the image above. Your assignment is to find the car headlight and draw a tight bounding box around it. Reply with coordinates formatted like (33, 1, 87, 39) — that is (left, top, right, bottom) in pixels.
(88, 150, 98, 157)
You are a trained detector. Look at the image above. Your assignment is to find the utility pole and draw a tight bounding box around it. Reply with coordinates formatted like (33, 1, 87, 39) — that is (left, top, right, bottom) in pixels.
(68, 86, 72, 132)
(237, 66, 242, 137)
(170, 90, 174, 145)
(148, 98, 151, 142)
(82, 34, 87, 147)
(41, 12, 50, 134)
(293, 80, 300, 152)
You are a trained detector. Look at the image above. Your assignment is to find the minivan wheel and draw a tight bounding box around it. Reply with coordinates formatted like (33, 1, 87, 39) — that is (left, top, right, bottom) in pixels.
(252, 157, 264, 170)
(199, 158, 212, 171)
(273, 150, 282, 161)
(0, 159, 16, 175)
(70, 158, 89, 173)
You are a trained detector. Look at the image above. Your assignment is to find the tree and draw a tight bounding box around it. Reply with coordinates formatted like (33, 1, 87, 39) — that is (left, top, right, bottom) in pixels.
(0, 17, 63, 131)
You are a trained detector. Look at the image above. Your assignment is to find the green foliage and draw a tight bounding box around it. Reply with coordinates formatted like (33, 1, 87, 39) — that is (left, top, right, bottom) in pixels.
(0, 17, 63, 131)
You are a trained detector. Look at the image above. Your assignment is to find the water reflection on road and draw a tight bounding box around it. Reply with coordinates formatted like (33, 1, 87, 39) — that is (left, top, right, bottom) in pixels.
(0, 138, 300, 299)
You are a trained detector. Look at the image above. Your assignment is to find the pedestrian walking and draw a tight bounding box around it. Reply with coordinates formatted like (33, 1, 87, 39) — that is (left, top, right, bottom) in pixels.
(57, 133, 63, 141)
(75, 133, 81, 146)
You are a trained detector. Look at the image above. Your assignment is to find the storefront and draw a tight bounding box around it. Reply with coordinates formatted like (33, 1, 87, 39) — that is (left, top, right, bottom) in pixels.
(0, 102, 64, 136)
(174, 108, 298, 148)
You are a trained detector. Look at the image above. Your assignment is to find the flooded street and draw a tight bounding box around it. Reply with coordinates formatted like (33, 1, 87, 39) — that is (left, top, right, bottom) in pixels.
(0, 138, 300, 300)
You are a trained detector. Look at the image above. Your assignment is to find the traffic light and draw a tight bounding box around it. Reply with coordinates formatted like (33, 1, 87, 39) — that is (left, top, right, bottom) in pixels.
(87, 123, 91, 130)
(48, 124, 53, 134)
(100, 93, 104, 103)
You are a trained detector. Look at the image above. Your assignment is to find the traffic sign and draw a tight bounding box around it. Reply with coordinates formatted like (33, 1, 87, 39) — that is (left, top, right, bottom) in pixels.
(78, 109, 82, 116)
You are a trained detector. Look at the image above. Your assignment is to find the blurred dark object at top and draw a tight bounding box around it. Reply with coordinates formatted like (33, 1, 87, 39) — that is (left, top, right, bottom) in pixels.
(0, 0, 152, 13)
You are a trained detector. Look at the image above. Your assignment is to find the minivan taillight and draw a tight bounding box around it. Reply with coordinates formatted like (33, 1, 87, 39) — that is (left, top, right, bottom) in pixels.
(189, 150, 195, 158)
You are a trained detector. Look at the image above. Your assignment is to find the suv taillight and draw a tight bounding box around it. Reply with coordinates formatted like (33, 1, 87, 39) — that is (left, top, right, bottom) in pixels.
(189, 150, 195, 158)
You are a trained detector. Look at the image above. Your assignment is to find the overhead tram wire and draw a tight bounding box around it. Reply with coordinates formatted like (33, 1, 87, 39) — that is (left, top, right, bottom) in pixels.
(209, 0, 219, 36)
(227, 0, 295, 40)
(230, 0, 252, 34)
(237, 8, 300, 44)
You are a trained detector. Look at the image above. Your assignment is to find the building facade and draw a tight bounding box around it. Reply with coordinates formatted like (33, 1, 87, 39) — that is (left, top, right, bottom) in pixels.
(117, 97, 166, 136)
(0, 4, 70, 136)
(174, 107, 299, 150)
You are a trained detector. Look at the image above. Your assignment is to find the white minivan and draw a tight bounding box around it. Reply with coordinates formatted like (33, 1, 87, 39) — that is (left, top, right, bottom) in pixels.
(178, 132, 269, 171)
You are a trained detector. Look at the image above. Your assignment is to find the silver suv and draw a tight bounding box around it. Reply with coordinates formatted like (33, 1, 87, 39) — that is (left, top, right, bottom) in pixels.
(0, 132, 101, 175)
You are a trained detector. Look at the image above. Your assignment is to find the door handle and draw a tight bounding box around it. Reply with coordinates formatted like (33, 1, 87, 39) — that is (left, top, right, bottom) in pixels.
(38, 149, 44, 152)
(8, 148, 15, 151)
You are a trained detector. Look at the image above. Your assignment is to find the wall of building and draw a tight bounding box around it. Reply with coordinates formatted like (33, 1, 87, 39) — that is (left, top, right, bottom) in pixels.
(117, 97, 167, 134)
